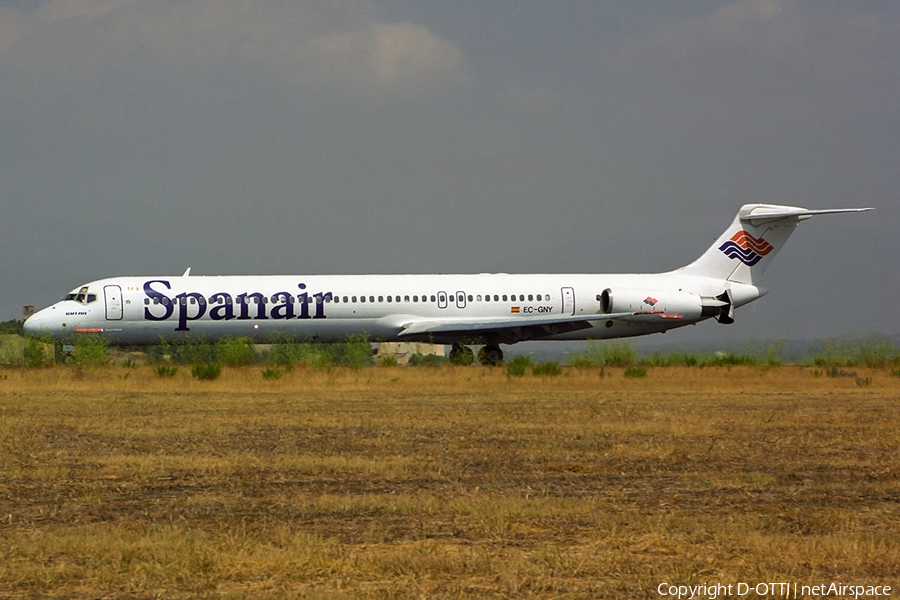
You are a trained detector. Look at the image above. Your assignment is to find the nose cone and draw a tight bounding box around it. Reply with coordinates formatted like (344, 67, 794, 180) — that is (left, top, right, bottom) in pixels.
(23, 307, 59, 338)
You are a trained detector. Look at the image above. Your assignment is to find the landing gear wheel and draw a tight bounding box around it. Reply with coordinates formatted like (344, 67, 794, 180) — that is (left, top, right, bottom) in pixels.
(478, 345, 503, 366)
(449, 344, 475, 366)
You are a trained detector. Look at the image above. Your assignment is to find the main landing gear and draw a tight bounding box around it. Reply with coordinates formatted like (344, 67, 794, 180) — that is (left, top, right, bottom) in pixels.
(478, 345, 503, 366)
(448, 343, 504, 366)
(448, 343, 474, 366)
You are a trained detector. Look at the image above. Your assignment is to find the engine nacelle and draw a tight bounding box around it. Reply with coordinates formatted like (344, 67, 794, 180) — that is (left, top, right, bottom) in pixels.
(600, 288, 704, 321)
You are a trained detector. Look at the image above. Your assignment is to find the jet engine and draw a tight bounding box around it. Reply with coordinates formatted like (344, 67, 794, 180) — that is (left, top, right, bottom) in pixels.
(600, 288, 705, 321)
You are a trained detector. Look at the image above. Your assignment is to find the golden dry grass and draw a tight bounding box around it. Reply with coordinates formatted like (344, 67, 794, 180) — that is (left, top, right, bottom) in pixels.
(1, 364, 898, 598)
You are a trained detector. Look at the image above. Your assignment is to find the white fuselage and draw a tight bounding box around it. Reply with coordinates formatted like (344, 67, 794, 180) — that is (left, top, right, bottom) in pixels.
(23, 272, 761, 346)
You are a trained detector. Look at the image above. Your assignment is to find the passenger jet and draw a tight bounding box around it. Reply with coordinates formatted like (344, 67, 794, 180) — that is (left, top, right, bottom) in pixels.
(24, 204, 871, 364)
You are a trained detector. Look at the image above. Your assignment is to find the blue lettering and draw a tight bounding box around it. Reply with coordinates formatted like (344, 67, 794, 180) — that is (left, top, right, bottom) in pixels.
(208, 293, 235, 321)
(313, 292, 331, 319)
(143, 280, 174, 321)
(142, 281, 332, 329)
(297, 283, 310, 319)
(270, 292, 295, 320)
(175, 292, 208, 332)
(237, 292, 267, 320)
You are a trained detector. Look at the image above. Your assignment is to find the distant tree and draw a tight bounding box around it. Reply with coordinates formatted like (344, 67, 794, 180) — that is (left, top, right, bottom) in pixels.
(0, 320, 24, 335)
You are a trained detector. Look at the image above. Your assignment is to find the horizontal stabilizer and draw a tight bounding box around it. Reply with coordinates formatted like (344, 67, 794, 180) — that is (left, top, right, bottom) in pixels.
(741, 206, 873, 226)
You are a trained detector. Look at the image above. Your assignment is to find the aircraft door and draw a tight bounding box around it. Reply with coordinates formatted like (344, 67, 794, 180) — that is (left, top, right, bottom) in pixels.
(455, 291, 467, 309)
(104, 285, 123, 320)
(561, 287, 575, 316)
(437, 291, 448, 309)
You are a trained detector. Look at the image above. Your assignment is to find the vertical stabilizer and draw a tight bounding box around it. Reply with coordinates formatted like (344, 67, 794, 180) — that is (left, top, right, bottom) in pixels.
(675, 204, 871, 286)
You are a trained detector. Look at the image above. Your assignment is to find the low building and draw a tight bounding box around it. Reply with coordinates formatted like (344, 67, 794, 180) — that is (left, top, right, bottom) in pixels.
(375, 342, 446, 365)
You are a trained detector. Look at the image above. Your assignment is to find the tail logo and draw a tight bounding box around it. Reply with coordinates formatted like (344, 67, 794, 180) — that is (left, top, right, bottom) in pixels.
(719, 231, 774, 266)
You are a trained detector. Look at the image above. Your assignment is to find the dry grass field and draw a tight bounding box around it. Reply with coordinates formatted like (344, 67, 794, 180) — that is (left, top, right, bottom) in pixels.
(1, 365, 898, 598)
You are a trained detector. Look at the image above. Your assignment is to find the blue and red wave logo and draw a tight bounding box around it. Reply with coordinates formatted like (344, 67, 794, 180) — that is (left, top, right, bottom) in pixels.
(719, 230, 774, 266)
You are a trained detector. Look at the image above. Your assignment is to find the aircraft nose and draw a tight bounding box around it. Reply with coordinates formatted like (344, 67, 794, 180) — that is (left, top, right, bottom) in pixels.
(23, 307, 57, 337)
(23, 312, 43, 336)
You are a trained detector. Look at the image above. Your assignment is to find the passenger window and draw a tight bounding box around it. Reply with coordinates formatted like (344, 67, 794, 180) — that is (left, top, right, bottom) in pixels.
(476, 295, 482, 301)
(378, 296, 384, 303)
(396, 296, 401, 303)
(154, 298, 160, 305)
(528, 294, 533, 301)
(190, 297, 196, 305)
(467, 295, 473, 302)
(360, 296, 366, 303)
(502, 295, 508, 301)
(369, 296, 375, 303)
(493, 295, 499, 301)
(226, 297, 232, 305)
(387, 296, 392, 303)
(430, 295, 436, 302)
(404, 295, 410, 302)
(343, 296, 349, 303)
(413, 295, 418, 302)
(144, 298, 150, 305)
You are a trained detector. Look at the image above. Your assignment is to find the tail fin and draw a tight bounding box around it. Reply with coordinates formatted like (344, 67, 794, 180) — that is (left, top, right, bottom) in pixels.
(676, 204, 872, 286)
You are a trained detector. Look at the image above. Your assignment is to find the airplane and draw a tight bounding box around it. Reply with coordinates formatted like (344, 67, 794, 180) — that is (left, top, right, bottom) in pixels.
(24, 203, 871, 365)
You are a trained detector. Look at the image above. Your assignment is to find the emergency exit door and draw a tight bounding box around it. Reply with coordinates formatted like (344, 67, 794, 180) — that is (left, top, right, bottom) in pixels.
(561, 287, 575, 316)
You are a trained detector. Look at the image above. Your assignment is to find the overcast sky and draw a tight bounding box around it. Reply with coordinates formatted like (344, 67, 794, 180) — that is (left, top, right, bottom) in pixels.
(1, 0, 897, 345)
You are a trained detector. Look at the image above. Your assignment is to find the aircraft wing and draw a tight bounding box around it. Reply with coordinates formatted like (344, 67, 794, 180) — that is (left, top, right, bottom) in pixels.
(397, 310, 672, 344)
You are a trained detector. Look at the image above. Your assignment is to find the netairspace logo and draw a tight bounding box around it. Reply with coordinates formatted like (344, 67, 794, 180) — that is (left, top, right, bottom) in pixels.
(656, 582, 892, 599)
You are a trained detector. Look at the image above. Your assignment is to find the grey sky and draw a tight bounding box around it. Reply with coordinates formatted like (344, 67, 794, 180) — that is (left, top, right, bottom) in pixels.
(1, 0, 897, 345)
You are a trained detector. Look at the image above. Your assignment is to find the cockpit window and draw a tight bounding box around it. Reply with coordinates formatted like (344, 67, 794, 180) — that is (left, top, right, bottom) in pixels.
(64, 287, 98, 306)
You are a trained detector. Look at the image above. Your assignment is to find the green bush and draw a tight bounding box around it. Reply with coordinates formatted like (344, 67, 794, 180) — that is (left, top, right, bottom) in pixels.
(156, 364, 178, 378)
(569, 341, 636, 367)
(624, 366, 648, 378)
(326, 335, 374, 368)
(72, 334, 109, 367)
(505, 355, 531, 377)
(261, 367, 284, 380)
(640, 351, 698, 367)
(216, 337, 257, 366)
(810, 336, 900, 368)
(171, 338, 214, 365)
(532, 361, 562, 377)
(379, 355, 398, 367)
(191, 363, 222, 381)
(268, 341, 310, 367)
(408, 353, 447, 367)
(23, 337, 55, 367)
(0, 320, 24, 335)
(700, 352, 757, 367)
(504, 355, 531, 377)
